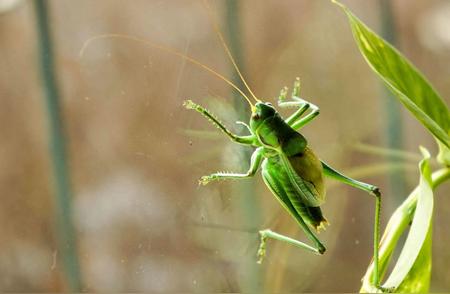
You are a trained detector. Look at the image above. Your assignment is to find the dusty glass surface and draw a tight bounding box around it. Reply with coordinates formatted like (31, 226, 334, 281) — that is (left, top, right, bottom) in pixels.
(0, 0, 449, 292)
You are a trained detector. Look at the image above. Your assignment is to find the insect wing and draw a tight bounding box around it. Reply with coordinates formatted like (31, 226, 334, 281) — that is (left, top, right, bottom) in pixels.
(289, 147, 326, 204)
(262, 159, 327, 231)
(278, 153, 325, 207)
(261, 161, 306, 226)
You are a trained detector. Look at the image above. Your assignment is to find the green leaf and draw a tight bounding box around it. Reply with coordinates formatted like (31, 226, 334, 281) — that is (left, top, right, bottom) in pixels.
(382, 147, 433, 291)
(437, 140, 450, 167)
(396, 226, 432, 293)
(333, 1, 450, 148)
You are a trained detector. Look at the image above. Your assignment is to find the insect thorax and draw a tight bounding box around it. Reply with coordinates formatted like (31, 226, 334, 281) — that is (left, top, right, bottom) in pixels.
(255, 114, 308, 157)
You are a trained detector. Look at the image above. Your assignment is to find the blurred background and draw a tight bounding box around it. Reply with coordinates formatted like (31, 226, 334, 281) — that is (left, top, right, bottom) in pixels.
(0, 0, 449, 292)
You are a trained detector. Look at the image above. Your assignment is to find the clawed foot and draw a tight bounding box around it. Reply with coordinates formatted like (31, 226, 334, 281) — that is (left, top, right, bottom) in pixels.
(378, 286, 395, 293)
(183, 99, 197, 110)
(278, 77, 302, 103)
(278, 86, 288, 102)
(256, 229, 270, 264)
(199, 175, 216, 186)
(364, 284, 395, 293)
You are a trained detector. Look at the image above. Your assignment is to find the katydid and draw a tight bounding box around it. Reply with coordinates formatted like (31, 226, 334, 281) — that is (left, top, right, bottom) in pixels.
(181, 1, 382, 288)
(184, 80, 382, 287)
(80, 2, 383, 289)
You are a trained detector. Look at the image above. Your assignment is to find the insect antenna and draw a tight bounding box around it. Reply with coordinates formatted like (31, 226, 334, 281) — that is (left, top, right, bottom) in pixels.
(201, 0, 261, 104)
(79, 33, 255, 108)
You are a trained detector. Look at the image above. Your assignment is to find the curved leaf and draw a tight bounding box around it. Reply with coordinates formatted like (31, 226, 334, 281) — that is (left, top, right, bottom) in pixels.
(333, 1, 450, 148)
(382, 147, 433, 290)
(437, 140, 450, 167)
(396, 227, 432, 293)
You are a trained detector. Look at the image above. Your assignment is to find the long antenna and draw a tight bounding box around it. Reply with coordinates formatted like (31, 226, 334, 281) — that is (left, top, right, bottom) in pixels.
(79, 34, 255, 108)
(202, 0, 260, 102)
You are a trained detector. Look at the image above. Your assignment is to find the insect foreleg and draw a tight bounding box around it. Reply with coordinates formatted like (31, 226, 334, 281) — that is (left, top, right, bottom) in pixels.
(199, 147, 263, 185)
(321, 161, 382, 288)
(184, 100, 255, 146)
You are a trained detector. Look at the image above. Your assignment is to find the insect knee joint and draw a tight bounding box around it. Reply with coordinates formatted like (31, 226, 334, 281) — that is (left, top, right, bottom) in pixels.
(318, 244, 326, 255)
(371, 186, 381, 197)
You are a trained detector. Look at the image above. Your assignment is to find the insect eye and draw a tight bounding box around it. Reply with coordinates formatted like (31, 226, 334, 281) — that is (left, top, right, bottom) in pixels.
(266, 103, 272, 106)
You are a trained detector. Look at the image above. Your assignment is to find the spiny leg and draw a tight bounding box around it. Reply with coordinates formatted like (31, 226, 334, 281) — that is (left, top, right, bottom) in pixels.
(257, 228, 324, 264)
(277, 78, 320, 129)
(184, 100, 255, 146)
(257, 216, 326, 264)
(200, 147, 263, 185)
(322, 161, 382, 289)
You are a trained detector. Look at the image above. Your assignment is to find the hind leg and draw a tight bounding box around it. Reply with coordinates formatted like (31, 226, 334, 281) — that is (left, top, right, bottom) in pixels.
(322, 161, 382, 288)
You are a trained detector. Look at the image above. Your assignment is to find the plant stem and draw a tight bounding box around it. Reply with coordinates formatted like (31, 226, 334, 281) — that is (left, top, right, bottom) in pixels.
(379, 0, 408, 205)
(34, 0, 82, 290)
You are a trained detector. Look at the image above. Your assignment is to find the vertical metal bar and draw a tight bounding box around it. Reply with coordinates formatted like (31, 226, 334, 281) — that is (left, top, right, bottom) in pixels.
(33, 0, 82, 290)
(224, 1, 262, 292)
(379, 0, 407, 203)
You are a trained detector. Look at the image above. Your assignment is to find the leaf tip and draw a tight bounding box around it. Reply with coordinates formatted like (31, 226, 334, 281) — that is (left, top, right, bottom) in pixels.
(331, 0, 345, 9)
(419, 146, 431, 159)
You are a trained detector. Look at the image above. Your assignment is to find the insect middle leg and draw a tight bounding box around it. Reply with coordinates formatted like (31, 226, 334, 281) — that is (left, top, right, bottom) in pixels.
(257, 211, 326, 262)
(257, 227, 324, 264)
(200, 147, 264, 185)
